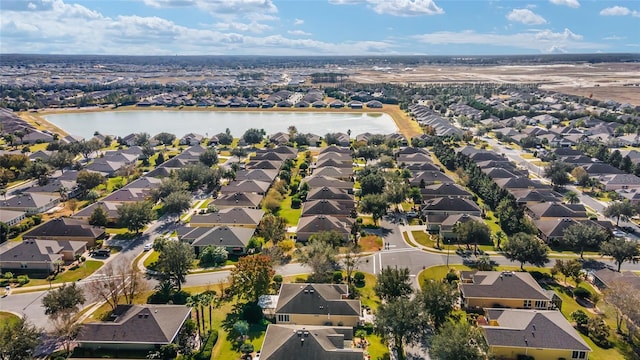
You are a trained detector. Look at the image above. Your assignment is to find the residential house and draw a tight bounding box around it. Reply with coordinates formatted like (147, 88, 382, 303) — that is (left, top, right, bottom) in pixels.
(102, 188, 152, 203)
(0, 239, 86, 273)
(302, 176, 354, 191)
(189, 207, 264, 228)
(246, 160, 283, 170)
(212, 192, 263, 209)
(422, 197, 482, 217)
(269, 132, 290, 145)
(296, 215, 352, 243)
(0, 209, 26, 226)
(480, 308, 590, 360)
(590, 268, 640, 291)
(73, 201, 121, 223)
(274, 283, 360, 327)
(259, 324, 362, 360)
(599, 173, 640, 191)
(76, 304, 192, 351)
(527, 203, 588, 220)
(306, 187, 354, 203)
(409, 171, 454, 187)
(459, 271, 556, 310)
(23, 217, 106, 247)
(312, 166, 353, 180)
(234, 169, 279, 183)
(510, 188, 562, 206)
(301, 199, 353, 218)
(220, 180, 271, 195)
(439, 214, 483, 240)
(419, 183, 472, 201)
(0, 192, 60, 214)
(177, 225, 256, 255)
(179, 133, 206, 146)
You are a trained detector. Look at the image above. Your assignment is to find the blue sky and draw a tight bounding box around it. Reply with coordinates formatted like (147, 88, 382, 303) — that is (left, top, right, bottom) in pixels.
(1, 0, 638, 55)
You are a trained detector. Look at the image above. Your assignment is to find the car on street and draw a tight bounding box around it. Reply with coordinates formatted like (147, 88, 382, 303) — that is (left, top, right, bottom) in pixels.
(143, 243, 153, 251)
(612, 230, 627, 238)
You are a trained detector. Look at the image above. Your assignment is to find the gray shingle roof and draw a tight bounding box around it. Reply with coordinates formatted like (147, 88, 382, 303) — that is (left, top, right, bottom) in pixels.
(77, 305, 191, 345)
(260, 324, 362, 360)
(460, 271, 552, 301)
(189, 207, 264, 226)
(276, 283, 360, 316)
(212, 192, 263, 208)
(482, 309, 590, 352)
(24, 217, 105, 239)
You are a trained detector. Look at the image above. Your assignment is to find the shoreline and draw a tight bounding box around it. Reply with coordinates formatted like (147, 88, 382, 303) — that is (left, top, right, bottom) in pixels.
(19, 104, 423, 140)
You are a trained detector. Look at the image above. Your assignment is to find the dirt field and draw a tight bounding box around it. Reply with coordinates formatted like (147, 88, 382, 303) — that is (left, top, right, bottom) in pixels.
(350, 62, 640, 106)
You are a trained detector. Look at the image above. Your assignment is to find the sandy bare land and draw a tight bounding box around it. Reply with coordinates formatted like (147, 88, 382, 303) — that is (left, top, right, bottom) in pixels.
(350, 63, 640, 105)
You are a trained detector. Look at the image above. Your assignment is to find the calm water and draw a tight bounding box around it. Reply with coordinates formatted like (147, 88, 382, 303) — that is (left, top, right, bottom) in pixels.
(43, 110, 398, 138)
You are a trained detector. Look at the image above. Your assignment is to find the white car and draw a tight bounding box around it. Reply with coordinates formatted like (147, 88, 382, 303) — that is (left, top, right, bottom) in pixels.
(405, 211, 419, 218)
(143, 243, 153, 251)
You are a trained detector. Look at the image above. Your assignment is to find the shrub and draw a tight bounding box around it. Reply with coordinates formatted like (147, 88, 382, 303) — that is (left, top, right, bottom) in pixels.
(354, 272, 365, 286)
(571, 310, 589, 330)
(291, 196, 302, 209)
(273, 274, 283, 285)
(573, 287, 591, 300)
(241, 302, 263, 324)
(587, 317, 611, 348)
(445, 271, 459, 283)
(199, 245, 228, 267)
(333, 271, 343, 283)
(16, 275, 29, 285)
(239, 343, 254, 354)
(277, 239, 295, 252)
(195, 329, 219, 360)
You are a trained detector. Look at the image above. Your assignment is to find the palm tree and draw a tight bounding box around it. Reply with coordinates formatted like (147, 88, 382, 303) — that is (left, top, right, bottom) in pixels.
(493, 230, 505, 250)
(186, 295, 202, 342)
(564, 191, 579, 204)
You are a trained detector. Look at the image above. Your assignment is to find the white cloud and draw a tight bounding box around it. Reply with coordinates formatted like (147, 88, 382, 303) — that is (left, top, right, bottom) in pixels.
(549, 0, 580, 8)
(603, 35, 625, 41)
(413, 28, 602, 53)
(0, 0, 398, 55)
(329, 0, 444, 16)
(547, 45, 568, 53)
(600, 6, 640, 17)
(293, 18, 304, 25)
(213, 21, 272, 33)
(506, 8, 546, 25)
(144, 0, 277, 13)
(287, 30, 311, 36)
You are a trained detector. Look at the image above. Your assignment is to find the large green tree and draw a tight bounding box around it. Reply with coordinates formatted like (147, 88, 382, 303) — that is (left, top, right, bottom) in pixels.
(229, 254, 275, 303)
(503, 233, 549, 270)
(76, 170, 106, 195)
(157, 240, 195, 291)
(374, 266, 413, 302)
(198, 148, 219, 167)
(603, 200, 636, 226)
(544, 161, 570, 189)
(0, 316, 41, 360)
(117, 200, 155, 234)
(420, 280, 458, 329)
(42, 282, 86, 317)
(162, 191, 192, 215)
(359, 172, 386, 195)
(242, 128, 265, 145)
(453, 220, 491, 251)
(257, 214, 287, 244)
(152, 177, 189, 202)
(561, 223, 610, 258)
(358, 193, 389, 226)
(296, 238, 338, 283)
(600, 238, 640, 272)
(88, 206, 109, 226)
(374, 297, 429, 359)
(430, 321, 487, 360)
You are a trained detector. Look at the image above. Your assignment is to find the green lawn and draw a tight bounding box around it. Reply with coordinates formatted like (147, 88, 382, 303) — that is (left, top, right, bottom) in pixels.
(411, 230, 439, 249)
(278, 195, 301, 226)
(0, 311, 20, 327)
(418, 265, 472, 284)
(21, 260, 103, 287)
(143, 250, 160, 270)
(357, 273, 381, 311)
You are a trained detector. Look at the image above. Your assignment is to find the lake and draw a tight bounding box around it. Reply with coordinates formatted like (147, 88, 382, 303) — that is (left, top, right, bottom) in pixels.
(43, 110, 398, 139)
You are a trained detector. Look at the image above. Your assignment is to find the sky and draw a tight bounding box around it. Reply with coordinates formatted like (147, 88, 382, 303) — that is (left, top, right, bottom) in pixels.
(1, 0, 639, 56)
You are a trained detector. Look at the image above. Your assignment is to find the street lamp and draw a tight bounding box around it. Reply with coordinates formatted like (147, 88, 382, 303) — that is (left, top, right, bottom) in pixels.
(446, 239, 450, 268)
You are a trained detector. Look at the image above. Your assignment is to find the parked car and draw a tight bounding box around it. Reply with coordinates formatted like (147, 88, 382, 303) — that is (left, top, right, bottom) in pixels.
(612, 230, 627, 238)
(405, 211, 418, 218)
